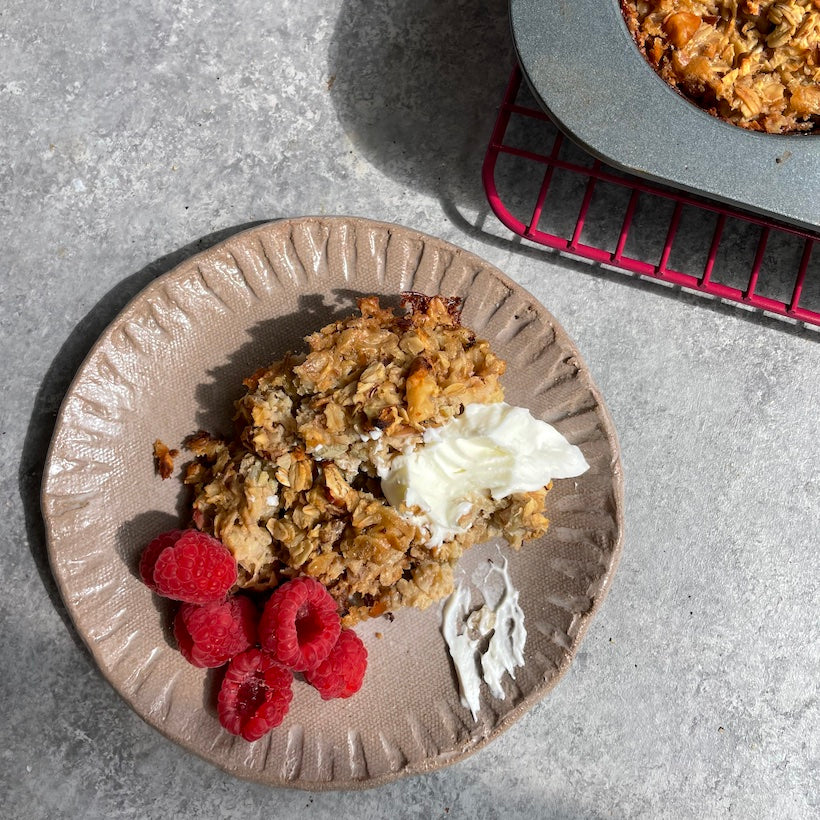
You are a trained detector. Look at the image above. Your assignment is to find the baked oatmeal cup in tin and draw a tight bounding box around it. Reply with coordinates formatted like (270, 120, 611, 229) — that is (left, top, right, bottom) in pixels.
(510, 0, 820, 230)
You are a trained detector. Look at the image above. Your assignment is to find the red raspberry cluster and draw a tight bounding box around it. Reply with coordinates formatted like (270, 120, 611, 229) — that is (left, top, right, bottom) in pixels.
(140, 530, 368, 742)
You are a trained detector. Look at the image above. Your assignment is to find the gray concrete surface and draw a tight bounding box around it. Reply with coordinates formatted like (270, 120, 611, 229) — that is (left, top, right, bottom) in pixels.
(2, 1, 818, 818)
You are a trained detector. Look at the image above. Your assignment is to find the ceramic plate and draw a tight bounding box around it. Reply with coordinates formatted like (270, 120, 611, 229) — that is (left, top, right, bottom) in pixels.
(42, 217, 623, 789)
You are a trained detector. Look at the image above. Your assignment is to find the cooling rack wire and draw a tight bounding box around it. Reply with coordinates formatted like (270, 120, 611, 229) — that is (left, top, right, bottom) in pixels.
(482, 66, 820, 329)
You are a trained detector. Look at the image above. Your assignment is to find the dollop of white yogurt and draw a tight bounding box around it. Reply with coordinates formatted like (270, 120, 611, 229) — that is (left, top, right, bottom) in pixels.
(380, 402, 589, 545)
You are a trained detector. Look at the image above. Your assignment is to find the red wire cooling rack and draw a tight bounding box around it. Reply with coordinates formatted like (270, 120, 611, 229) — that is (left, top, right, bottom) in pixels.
(482, 66, 820, 328)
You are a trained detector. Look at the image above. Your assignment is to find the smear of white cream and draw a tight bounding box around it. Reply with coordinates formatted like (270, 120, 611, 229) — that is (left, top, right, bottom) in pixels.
(441, 585, 483, 719)
(480, 561, 526, 699)
(441, 558, 527, 720)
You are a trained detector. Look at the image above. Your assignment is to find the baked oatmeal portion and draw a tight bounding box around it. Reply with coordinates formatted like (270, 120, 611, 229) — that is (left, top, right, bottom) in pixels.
(183, 294, 553, 625)
(236, 293, 505, 475)
(622, 0, 820, 133)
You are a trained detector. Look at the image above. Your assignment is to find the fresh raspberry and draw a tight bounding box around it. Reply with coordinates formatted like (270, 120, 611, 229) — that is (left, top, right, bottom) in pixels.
(259, 577, 341, 672)
(217, 649, 293, 741)
(152, 530, 237, 604)
(139, 530, 183, 590)
(304, 629, 368, 700)
(173, 596, 258, 668)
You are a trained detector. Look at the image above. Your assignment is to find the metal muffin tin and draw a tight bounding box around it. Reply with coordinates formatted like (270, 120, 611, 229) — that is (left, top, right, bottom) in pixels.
(510, 0, 820, 232)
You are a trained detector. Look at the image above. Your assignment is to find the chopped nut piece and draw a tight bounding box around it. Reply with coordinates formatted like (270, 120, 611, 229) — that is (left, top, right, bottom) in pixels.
(663, 12, 702, 47)
(405, 357, 438, 425)
(153, 439, 178, 480)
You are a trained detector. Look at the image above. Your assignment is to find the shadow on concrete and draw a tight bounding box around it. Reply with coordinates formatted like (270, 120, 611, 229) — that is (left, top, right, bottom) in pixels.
(328, 0, 513, 213)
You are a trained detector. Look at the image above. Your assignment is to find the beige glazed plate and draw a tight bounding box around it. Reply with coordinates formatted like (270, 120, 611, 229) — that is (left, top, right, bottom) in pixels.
(42, 217, 624, 789)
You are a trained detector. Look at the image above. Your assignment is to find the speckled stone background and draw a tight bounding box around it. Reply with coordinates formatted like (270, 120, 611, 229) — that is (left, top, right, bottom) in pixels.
(2, 1, 818, 818)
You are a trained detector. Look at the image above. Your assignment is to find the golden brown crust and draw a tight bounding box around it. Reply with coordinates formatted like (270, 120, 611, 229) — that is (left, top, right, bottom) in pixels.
(621, 0, 820, 134)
